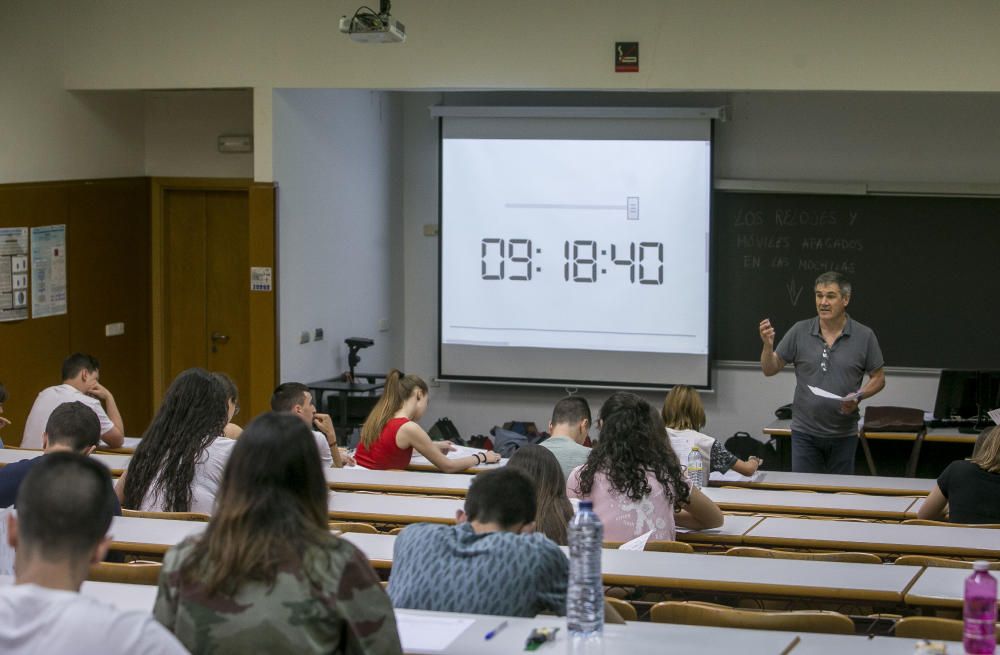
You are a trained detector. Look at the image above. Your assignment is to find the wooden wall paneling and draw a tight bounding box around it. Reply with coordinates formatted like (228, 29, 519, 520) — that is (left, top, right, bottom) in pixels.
(247, 183, 276, 421)
(67, 178, 152, 436)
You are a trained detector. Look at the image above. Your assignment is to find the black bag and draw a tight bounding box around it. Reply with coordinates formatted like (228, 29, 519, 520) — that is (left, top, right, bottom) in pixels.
(774, 403, 793, 420)
(724, 431, 776, 469)
(427, 417, 465, 445)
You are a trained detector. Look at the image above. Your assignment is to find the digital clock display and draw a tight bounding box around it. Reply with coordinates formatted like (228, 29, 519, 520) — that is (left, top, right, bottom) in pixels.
(479, 238, 664, 284)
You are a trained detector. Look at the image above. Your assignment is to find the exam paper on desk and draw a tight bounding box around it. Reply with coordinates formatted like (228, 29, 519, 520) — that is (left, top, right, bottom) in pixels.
(395, 613, 475, 651)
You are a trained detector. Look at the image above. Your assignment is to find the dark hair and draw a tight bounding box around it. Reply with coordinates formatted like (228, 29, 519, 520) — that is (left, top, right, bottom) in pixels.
(16, 451, 116, 562)
(45, 401, 101, 451)
(550, 396, 592, 427)
(573, 391, 690, 505)
(61, 353, 99, 381)
(213, 372, 239, 406)
(0, 382, 7, 404)
(270, 382, 310, 412)
(123, 368, 228, 512)
(814, 271, 851, 297)
(464, 467, 536, 529)
(508, 445, 574, 545)
(360, 369, 428, 448)
(178, 412, 334, 596)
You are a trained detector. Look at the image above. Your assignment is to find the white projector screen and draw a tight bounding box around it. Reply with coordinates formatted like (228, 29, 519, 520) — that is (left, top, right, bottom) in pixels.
(438, 113, 713, 389)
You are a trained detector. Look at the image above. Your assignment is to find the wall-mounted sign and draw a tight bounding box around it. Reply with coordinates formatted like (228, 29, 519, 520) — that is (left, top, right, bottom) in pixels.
(615, 42, 639, 73)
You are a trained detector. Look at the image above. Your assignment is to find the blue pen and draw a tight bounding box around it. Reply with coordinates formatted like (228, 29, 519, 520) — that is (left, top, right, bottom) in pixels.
(484, 620, 508, 640)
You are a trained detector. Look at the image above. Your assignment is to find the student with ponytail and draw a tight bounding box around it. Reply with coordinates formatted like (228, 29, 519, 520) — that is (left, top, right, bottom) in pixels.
(354, 370, 501, 471)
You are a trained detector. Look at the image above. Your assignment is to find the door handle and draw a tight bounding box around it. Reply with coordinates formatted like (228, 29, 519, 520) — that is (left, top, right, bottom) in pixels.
(211, 332, 230, 353)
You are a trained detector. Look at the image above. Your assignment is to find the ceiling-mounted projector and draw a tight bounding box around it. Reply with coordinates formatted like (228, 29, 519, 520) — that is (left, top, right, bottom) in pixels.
(339, 1, 406, 43)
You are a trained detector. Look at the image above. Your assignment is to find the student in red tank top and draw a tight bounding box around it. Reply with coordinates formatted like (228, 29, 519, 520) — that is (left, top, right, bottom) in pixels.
(354, 370, 501, 472)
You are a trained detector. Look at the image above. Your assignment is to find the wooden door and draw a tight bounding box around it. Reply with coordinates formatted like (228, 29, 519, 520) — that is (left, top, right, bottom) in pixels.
(162, 189, 250, 415)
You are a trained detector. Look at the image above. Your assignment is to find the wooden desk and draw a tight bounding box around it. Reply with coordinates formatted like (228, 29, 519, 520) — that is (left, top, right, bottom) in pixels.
(407, 446, 507, 474)
(675, 514, 763, 546)
(328, 492, 463, 525)
(744, 516, 1000, 558)
(903, 565, 1000, 610)
(701, 486, 919, 520)
(96, 436, 142, 454)
(791, 631, 962, 655)
(326, 467, 472, 496)
(0, 449, 131, 476)
(715, 470, 936, 496)
(108, 515, 205, 554)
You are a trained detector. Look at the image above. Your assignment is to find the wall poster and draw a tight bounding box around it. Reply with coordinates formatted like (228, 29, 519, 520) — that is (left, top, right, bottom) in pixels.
(30, 224, 67, 318)
(0, 227, 29, 322)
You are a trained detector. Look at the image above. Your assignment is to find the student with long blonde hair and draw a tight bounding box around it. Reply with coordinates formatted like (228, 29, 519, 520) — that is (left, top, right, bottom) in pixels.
(354, 369, 500, 471)
(662, 385, 762, 477)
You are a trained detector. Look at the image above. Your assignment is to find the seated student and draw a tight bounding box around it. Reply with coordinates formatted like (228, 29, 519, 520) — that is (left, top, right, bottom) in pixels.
(508, 444, 574, 545)
(21, 353, 124, 449)
(917, 425, 1000, 524)
(154, 412, 400, 654)
(118, 368, 235, 514)
(567, 391, 723, 542)
(213, 371, 244, 439)
(0, 452, 185, 654)
(388, 467, 567, 617)
(539, 395, 593, 479)
(662, 385, 762, 477)
(0, 402, 120, 515)
(354, 369, 500, 471)
(270, 382, 353, 467)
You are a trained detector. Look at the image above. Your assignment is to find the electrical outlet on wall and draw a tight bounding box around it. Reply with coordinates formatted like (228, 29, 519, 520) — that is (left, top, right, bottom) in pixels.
(300, 330, 311, 344)
(314, 328, 324, 341)
(104, 322, 125, 337)
(378, 318, 389, 332)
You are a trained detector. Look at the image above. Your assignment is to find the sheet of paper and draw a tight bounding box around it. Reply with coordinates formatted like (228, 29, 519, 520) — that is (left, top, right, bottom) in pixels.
(395, 614, 475, 652)
(619, 530, 654, 551)
(989, 408, 1000, 426)
(807, 385, 845, 401)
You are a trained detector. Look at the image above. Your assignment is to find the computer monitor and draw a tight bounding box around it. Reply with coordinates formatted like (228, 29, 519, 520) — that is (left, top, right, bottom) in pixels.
(933, 370, 1000, 427)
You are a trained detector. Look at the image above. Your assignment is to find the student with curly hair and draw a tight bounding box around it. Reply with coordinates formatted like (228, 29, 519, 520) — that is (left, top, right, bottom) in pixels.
(118, 368, 235, 514)
(567, 391, 722, 542)
(154, 412, 401, 654)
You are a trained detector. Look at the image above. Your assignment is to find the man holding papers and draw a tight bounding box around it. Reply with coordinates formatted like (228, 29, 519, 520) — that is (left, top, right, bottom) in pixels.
(759, 271, 885, 473)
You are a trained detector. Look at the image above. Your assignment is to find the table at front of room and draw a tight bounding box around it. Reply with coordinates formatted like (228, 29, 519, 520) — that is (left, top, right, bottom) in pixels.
(714, 469, 936, 496)
(307, 377, 385, 439)
(763, 419, 977, 476)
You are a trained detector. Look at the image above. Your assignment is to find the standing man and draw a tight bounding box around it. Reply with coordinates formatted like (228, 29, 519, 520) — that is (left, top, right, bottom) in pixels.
(759, 272, 885, 474)
(21, 353, 124, 450)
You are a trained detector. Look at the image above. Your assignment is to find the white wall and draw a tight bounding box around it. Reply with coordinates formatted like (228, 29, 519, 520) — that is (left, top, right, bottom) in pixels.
(273, 89, 403, 384)
(144, 90, 253, 178)
(0, 3, 143, 183)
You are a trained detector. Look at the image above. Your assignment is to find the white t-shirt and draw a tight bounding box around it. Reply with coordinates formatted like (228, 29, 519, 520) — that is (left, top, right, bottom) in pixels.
(21, 385, 115, 449)
(139, 436, 236, 515)
(665, 428, 716, 463)
(0, 583, 186, 654)
(312, 430, 334, 468)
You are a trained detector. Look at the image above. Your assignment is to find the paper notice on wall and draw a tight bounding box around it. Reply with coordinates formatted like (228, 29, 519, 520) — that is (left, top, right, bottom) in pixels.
(0, 227, 29, 322)
(250, 266, 272, 292)
(30, 225, 67, 318)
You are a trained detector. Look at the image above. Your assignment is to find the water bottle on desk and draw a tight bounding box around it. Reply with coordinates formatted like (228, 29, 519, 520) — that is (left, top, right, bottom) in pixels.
(964, 561, 997, 654)
(567, 500, 603, 653)
(687, 447, 704, 489)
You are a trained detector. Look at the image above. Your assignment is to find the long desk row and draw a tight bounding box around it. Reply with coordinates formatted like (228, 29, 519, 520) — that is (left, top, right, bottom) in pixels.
(104, 516, 992, 610)
(0, 574, 962, 655)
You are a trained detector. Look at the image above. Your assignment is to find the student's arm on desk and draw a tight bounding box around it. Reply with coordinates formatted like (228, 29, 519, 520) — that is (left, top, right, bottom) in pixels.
(114, 471, 127, 505)
(399, 423, 499, 473)
(916, 484, 949, 520)
(675, 487, 724, 531)
(89, 383, 125, 449)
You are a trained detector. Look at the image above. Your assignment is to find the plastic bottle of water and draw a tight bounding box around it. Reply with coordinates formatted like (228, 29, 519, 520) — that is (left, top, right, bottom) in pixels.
(964, 561, 997, 655)
(567, 500, 604, 652)
(687, 446, 704, 489)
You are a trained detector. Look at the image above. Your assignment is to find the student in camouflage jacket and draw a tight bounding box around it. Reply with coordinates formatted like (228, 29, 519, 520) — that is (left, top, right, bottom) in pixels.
(153, 412, 401, 655)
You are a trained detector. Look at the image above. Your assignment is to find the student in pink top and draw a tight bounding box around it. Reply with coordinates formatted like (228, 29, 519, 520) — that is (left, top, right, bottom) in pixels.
(566, 391, 722, 543)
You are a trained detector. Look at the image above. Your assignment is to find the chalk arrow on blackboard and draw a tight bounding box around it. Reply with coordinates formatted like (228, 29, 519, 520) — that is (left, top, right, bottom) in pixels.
(786, 279, 804, 306)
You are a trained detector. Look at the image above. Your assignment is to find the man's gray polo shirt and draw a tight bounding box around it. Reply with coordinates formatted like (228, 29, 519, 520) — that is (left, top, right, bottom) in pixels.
(539, 435, 591, 480)
(776, 316, 884, 439)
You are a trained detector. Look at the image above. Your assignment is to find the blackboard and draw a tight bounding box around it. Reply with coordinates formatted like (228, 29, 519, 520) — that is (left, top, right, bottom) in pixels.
(713, 191, 1000, 369)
